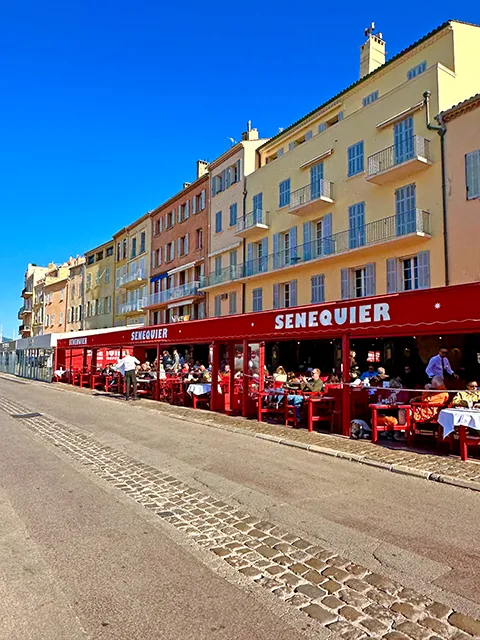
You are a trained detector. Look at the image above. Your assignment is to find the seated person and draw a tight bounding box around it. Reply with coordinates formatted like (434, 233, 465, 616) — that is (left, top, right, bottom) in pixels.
(326, 373, 340, 384)
(301, 368, 325, 394)
(220, 364, 231, 378)
(451, 380, 480, 409)
(285, 371, 301, 390)
(376, 366, 389, 381)
(410, 376, 449, 422)
(273, 366, 287, 384)
(360, 365, 376, 381)
(199, 365, 211, 383)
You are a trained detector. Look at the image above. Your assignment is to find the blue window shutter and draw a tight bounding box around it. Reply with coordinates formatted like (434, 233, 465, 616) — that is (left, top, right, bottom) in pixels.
(273, 283, 280, 309)
(418, 251, 430, 288)
(466, 150, 480, 199)
(289, 226, 297, 262)
(386, 258, 398, 293)
(365, 263, 376, 296)
(261, 237, 268, 272)
(322, 213, 333, 255)
(319, 274, 325, 302)
(247, 243, 253, 276)
(341, 269, 350, 300)
(290, 280, 297, 307)
(273, 233, 280, 269)
(303, 221, 312, 261)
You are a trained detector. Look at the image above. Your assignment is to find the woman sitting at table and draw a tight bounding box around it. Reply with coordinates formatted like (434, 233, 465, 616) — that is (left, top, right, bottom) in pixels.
(451, 380, 480, 409)
(410, 376, 449, 422)
(273, 366, 287, 385)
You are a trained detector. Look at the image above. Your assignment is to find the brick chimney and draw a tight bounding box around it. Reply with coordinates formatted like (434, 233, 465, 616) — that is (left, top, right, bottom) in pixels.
(360, 25, 385, 78)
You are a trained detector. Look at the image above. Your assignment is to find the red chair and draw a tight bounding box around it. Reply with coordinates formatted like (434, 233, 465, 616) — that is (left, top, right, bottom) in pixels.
(257, 390, 286, 423)
(409, 399, 450, 446)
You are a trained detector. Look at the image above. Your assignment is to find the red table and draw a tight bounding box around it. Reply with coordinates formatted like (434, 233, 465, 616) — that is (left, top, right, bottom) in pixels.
(307, 396, 336, 433)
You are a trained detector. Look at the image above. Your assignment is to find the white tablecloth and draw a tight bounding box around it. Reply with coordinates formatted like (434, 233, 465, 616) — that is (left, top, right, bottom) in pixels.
(438, 408, 480, 437)
(187, 383, 212, 396)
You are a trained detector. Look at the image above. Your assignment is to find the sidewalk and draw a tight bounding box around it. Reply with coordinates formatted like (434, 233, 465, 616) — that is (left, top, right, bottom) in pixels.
(51, 380, 480, 493)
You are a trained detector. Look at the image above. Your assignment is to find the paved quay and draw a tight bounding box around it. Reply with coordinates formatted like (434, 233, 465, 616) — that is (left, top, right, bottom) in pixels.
(0, 372, 479, 639)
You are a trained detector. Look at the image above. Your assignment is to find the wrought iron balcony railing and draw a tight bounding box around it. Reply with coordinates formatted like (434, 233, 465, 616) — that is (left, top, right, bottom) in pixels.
(367, 135, 431, 177)
(289, 179, 334, 210)
(148, 281, 204, 306)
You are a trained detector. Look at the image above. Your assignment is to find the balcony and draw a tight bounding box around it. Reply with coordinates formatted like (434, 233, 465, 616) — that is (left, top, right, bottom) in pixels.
(367, 136, 432, 185)
(121, 268, 146, 288)
(289, 179, 334, 215)
(200, 210, 431, 288)
(147, 281, 204, 308)
(117, 298, 147, 315)
(22, 287, 33, 297)
(18, 306, 25, 319)
(235, 210, 271, 238)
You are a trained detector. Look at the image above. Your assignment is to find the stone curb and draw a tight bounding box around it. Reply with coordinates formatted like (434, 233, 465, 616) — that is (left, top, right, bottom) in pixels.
(8, 376, 480, 495)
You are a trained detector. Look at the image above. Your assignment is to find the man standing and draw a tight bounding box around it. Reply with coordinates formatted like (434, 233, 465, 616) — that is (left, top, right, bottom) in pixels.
(116, 352, 140, 400)
(425, 347, 458, 382)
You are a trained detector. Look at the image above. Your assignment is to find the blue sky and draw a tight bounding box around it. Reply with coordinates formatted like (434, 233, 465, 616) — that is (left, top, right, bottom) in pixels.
(1, 1, 478, 338)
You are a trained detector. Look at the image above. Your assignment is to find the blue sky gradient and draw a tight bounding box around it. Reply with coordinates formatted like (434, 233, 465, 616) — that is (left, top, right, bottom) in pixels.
(1, 1, 478, 337)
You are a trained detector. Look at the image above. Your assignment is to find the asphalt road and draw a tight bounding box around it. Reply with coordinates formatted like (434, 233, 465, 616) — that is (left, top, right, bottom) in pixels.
(0, 373, 479, 639)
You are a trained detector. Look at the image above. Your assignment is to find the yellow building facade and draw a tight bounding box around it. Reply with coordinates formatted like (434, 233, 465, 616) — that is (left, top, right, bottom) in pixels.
(84, 241, 115, 330)
(202, 21, 480, 314)
(113, 212, 151, 327)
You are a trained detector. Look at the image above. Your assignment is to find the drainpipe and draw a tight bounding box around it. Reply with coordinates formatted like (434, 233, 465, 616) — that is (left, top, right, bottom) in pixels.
(241, 171, 247, 314)
(423, 90, 449, 286)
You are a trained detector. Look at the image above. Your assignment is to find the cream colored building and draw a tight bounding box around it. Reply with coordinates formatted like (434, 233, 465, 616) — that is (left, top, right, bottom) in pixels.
(19, 264, 48, 337)
(202, 124, 268, 316)
(201, 20, 480, 313)
(113, 212, 151, 326)
(43, 263, 70, 334)
(84, 242, 115, 330)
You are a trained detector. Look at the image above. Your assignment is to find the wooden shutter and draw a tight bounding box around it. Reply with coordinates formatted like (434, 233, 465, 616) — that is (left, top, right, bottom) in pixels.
(273, 283, 280, 309)
(177, 205, 182, 222)
(185, 200, 190, 218)
(303, 222, 312, 261)
(365, 262, 376, 296)
(184, 233, 189, 255)
(192, 196, 197, 215)
(466, 150, 480, 199)
(290, 280, 298, 307)
(289, 226, 297, 262)
(273, 233, 280, 269)
(261, 237, 268, 272)
(247, 243, 253, 276)
(341, 268, 350, 300)
(386, 258, 398, 293)
(200, 189, 206, 209)
(322, 213, 333, 255)
(418, 251, 430, 289)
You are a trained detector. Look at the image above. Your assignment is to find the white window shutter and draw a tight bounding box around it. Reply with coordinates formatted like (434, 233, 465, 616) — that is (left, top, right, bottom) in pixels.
(185, 200, 190, 218)
(290, 280, 298, 307)
(192, 196, 197, 215)
(159, 247, 162, 265)
(151, 250, 155, 269)
(386, 258, 398, 293)
(177, 238, 182, 256)
(172, 209, 176, 225)
(171, 241, 175, 259)
(273, 283, 280, 309)
(177, 205, 182, 222)
(341, 269, 350, 300)
(201, 189, 206, 209)
(466, 150, 480, 199)
(365, 263, 376, 296)
(185, 233, 189, 254)
(418, 251, 430, 288)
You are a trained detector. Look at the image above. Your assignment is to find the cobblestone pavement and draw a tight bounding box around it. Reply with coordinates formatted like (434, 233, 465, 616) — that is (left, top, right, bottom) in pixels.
(1, 392, 479, 640)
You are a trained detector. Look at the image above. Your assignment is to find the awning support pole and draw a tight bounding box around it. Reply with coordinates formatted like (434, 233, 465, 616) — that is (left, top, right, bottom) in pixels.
(341, 332, 351, 437)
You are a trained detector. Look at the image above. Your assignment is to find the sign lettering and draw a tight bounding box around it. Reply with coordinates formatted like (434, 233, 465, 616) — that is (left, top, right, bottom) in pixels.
(274, 303, 390, 330)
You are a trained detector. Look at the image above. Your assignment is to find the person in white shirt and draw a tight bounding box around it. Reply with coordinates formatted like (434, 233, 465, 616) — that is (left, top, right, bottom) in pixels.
(116, 352, 140, 400)
(425, 348, 457, 382)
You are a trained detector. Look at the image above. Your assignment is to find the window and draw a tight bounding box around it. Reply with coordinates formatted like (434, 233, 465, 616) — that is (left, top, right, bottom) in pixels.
(140, 232, 146, 254)
(347, 141, 364, 177)
(341, 263, 375, 299)
(196, 228, 203, 250)
(214, 295, 221, 317)
(116, 243, 121, 261)
(87, 255, 95, 265)
(229, 250, 237, 268)
(105, 267, 110, 283)
(98, 298, 104, 315)
(252, 192, 263, 223)
(362, 90, 379, 107)
(106, 245, 114, 257)
(165, 241, 175, 262)
(305, 130, 313, 141)
(215, 256, 222, 276)
(178, 234, 189, 257)
(252, 288, 263, 312)
(310, 163, 324, 199)
(45, 314, 49, 326)
(279, 178, 291, 207)
(407, 60, 427, 80)
(86, 273, 92, 290)
(122, 239, 127, 259)
(277, 148, 284, 157)
(215, 211, 222, 233)
(87, 301, 91, 317)
(96, 269, 101, 286)
(318, 123, 326, 133)
(229, 291, 237, 315)
(229, 203, 238, 227)
(96, 251, 104, 261)
(395, 183, 416, 235)
(311, 274, 325, 303)
(273, 280, 297, 309)
(59, 312, 63, 325)
(348, 202, 366, 249)
(51, 313, 55, 326)
(394, 116, 414, 164)
(200, 189, 206, 210)
(154, 218, 163, 235)
(466, 150, 480, 200)
(106, 296, 112, 314)
(131, 237, 137, 259)
(78, 305, 83, 321)
(387, 252, 430, 293)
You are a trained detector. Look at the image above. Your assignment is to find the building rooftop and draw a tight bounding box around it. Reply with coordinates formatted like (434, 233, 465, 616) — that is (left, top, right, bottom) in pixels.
(438, 92, 480, 122)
